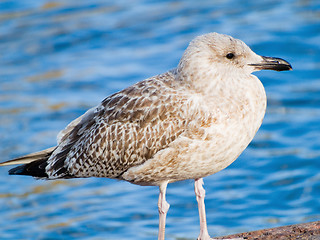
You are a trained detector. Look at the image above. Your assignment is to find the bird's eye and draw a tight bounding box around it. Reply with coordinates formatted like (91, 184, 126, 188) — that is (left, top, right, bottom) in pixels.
(226, 53, 235, 59)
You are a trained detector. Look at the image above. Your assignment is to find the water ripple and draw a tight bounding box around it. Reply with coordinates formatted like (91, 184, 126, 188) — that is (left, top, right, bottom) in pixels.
(0, 1, 319, 239)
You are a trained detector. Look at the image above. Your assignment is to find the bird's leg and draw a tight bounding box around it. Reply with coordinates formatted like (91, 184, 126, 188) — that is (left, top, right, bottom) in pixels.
(158, 181, 170, 240)
(195, 178, 211, 240)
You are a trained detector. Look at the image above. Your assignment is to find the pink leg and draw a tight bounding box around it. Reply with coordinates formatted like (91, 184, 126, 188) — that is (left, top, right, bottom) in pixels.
(195, 178, 211, 240)
(158, 182, 170, 240)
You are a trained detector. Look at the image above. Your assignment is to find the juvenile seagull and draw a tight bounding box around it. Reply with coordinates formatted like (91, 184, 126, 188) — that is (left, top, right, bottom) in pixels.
(0, 32, 291, 240)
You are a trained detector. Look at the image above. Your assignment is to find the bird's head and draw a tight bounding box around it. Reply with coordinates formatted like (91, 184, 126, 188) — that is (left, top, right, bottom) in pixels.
(177, 32, 292, 81)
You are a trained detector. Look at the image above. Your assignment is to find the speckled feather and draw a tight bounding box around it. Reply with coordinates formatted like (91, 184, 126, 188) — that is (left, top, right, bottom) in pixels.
(46, 70, 192, 180)
(0, 32, 293, 240)
(3, 33, 270, 187)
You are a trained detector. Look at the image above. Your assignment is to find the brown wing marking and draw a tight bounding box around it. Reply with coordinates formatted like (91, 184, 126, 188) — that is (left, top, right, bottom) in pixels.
(46, 73, 188, 179)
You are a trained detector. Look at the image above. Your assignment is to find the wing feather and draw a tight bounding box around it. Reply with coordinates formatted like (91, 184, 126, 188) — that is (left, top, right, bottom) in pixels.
(46, 71, 189, 179)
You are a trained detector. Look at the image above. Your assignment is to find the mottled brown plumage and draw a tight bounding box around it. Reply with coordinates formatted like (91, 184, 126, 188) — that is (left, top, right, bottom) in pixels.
(0, 32, 292, 240)
(46, 70, 190, 180)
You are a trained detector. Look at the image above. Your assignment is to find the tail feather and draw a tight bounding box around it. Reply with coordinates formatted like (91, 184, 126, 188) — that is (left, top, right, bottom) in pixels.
(9, 159, 48, 178)
(0, 147, 56, 167)
(1, 147, 56, 178)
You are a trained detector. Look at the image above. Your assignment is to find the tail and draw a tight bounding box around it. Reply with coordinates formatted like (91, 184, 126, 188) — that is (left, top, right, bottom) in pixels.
(0, 147, 56, 178)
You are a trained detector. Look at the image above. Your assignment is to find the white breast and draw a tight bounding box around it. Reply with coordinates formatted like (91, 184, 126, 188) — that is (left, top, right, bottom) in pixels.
(122, 74, 266, 186)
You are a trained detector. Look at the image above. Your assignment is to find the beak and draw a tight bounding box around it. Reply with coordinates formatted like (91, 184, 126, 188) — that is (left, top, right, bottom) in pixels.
(249, 56, 292, 71)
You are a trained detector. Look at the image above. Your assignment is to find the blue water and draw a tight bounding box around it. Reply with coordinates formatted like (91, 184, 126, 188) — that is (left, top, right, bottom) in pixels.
(0, 0, 319, 239)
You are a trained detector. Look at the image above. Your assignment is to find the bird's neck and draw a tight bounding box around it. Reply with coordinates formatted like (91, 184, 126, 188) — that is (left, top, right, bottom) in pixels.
(178, 64, 248, 97)
(178, 64, 267, 133)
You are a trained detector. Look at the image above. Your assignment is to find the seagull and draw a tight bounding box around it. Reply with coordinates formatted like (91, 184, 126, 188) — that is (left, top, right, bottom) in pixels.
(0, 32, 292, 240)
